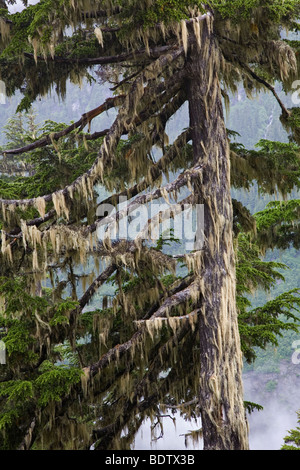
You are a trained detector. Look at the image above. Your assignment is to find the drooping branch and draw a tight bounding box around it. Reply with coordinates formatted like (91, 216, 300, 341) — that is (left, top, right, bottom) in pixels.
(7, 209, 56, 237)
(21, 12, 210, 68)
(4, 80, 187, 243)
(139, 280, 201, 322)
(0, 47, 186, 213)
(237, 59, 291, 118)
(0, 95, 125, 157)
(85, 274, 199, 379)
(92, 318, 196, 448)
(36, 262, 119, 356)
(0, 101, 124, 209)
(141, 273, 196, 321)
(6, 125, 190, 243)
(135, 308, 199, 326)
(5, 169, 197, 266)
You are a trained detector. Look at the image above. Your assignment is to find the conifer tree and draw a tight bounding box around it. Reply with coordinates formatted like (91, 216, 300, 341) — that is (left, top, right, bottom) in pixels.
(282, 411, 300, 450)
(0, 0, 300, 450)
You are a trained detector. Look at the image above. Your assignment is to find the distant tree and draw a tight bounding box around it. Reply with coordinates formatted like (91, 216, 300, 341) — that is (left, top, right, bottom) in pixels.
(282, 411, 300, 450)
(0, 0, 300, 451)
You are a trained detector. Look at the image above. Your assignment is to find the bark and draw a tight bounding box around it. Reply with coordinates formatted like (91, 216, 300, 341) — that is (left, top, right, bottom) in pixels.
(186, 17, 249, 450)
(0, 49, 185, 210)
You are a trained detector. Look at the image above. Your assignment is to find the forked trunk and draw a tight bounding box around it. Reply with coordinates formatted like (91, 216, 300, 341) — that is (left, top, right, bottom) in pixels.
(187, 16, 249, 450)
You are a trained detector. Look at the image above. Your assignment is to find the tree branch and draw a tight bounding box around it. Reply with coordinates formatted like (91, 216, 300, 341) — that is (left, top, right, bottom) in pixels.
(23, 44, 178, 66)
(95, 172, 197, 244)
(78, 263, 117, 310)
(85, 277, 199, 378)
(91, 319, 195, 446)
(0, 95, 125, 157)
(237, 60, 290, 118)
(0, 48, 185, 210)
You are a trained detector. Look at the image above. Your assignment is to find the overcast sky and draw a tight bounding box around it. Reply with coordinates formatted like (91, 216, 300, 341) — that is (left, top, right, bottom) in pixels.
(8, 0, 39, 13)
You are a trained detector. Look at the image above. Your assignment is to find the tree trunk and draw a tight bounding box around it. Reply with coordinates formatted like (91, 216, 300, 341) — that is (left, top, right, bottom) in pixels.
(187, 16, 249, 450)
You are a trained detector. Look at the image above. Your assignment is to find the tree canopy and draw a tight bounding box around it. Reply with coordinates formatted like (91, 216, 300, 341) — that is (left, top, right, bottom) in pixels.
(0, 0, 300, 450)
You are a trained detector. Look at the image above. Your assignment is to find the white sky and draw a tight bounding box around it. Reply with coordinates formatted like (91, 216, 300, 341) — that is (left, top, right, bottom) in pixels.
(8, 0, 39, 13)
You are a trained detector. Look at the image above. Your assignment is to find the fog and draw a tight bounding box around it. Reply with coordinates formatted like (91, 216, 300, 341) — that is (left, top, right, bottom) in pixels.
(116, 402, 299, 450)
(7, 0, 39, 13)
(246, 401, 297, 450)
(133, 414, 203, 451)
(243, 363, 300, 450)
(133, 359, 300, 451)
